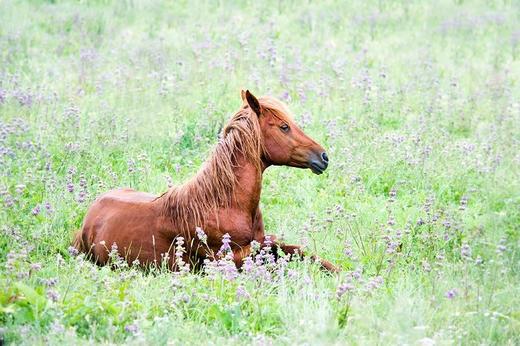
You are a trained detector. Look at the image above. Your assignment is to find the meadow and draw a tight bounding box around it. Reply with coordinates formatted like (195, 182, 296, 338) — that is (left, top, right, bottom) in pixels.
(1, 0, 519, 344)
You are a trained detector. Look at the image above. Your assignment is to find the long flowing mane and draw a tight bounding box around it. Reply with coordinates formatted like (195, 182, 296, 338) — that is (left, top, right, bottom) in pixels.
(161, 101, 265, 233)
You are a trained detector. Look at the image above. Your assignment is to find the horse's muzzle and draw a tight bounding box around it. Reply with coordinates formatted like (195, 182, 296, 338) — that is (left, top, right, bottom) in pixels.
(309, 152, 329, 175)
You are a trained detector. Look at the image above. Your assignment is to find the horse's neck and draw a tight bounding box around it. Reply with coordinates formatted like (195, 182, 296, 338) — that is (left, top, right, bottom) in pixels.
(231, 157, 263, 213)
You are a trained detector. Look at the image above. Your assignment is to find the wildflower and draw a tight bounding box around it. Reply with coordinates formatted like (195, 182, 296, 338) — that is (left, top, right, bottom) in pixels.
(127, 159, 136, 173)
(195, 227, 207, 243)
(180, 294, 190, 304)
(241, 256, 255, 274)
(336, 281, 355, 299)
(352, 268, 362, 280)
(47, 290, 59, 302)
(421, 260, 431, 272)
(0, 88, 6, 104)
(218, 253, 239, 281)
(79, 177, 87, 188)
(344, 241, 354, 258)
(161, 252, 170, 266)
(77, 191, 86, 203)
(497, 238, 507, 254)
(175, 237, 189, 274)
(461, 243, 472, 259)
(66, 182, 74, 193)
(30, 263, 42, 272)
(218, 233, 232, 256)
(44, 201, 53, 213)
(287, 269, 298, 279)
(41, 277, 58, 287)
(366, 276, 384, 291)
(236, 285, 250, 301)
(15, 184, 26, 194)
(68, 246, 79, 257)
(49, 321, 65, 334)
(31, 205, 40, 216)
(418, 337, 436, 346)
(445, 289, 457, 299)
(475, 256, 483, 265)
(386, 240, 399, 254)
(250, 240, 261, 253)
(459, 195, 468, 210)
(124, 323, 139, 335)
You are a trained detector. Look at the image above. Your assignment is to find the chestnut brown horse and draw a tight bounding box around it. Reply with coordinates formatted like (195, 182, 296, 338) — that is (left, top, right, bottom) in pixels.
(73, 90, 337, 272)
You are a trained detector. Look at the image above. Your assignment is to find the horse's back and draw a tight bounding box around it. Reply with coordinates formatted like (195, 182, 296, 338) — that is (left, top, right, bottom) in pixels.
(98, 188, 157, 204)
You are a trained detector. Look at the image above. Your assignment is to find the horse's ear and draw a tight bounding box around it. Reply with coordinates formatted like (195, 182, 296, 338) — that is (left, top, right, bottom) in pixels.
(245, 90, 261, 116)
(240, 90, 247, 103)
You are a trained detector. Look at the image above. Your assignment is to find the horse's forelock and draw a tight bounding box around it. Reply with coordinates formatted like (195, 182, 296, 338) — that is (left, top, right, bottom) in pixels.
(259, 96, 294, 122)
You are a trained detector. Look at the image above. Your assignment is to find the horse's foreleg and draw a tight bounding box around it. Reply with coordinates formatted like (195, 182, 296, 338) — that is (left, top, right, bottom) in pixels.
(232, 244, 253, 269)
(277, 243, 340, 273)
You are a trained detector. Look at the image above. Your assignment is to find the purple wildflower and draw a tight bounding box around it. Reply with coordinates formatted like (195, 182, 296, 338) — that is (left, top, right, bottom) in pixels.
(195, 227, 207, 243)
(67, 166, 76, 175)
(50, 321, 65, 334)
(461, 243, 472, 259)
(497, 238, 507, 254)
(236, 285, 250, 301)
(31, 205, 41, 216)
(459, 195, 468, 210)
(218, 233, 231, 256)
(366, 276, 384, 291)
(41, 277, 58, 287)
(77, 191, 86, 203)
(44, 201, 53, 213)
(30, 263, 42, 272)
(0, 88, 6, 104)
(344, 241, 354, 258)
(47, 290, 59, 302)
(68, 246, 79, 257)
(352, 268, 362, 280)
(124, 323, 139, 335)
(445, 289, 457, 299)
(337, 282, 355, 299)
(79, 177, 87, 188)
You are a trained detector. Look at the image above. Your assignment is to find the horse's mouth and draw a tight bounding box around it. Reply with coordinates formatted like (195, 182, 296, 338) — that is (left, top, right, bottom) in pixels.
(310, 161, 327, 175)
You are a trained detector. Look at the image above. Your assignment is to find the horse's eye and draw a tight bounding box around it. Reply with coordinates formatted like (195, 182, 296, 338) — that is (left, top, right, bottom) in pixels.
(280, 124, 290, 133)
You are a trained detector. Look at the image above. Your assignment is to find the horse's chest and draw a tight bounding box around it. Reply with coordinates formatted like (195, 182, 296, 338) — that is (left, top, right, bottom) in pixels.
(203, 208, 256, 247)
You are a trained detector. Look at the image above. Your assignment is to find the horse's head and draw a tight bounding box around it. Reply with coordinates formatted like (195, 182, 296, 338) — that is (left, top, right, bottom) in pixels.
(241, 90, 329, 175)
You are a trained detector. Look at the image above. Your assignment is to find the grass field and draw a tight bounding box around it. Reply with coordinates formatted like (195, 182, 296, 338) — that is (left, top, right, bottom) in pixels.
(1, 0, 519, 344)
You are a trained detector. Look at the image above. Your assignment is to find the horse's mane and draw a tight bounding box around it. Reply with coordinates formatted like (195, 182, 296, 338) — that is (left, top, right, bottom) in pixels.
(161, 96, 290, 234)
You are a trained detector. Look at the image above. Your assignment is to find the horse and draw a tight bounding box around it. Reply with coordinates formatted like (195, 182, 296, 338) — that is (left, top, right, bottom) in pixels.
(73, 90, 338, 272)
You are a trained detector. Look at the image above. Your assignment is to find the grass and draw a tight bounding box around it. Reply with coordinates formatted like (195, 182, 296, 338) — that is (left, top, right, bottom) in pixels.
(0, 0, 519, 344)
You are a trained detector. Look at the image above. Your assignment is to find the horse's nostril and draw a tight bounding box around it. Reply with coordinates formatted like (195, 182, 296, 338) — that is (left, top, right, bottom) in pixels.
(321, 152, 329, 163)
